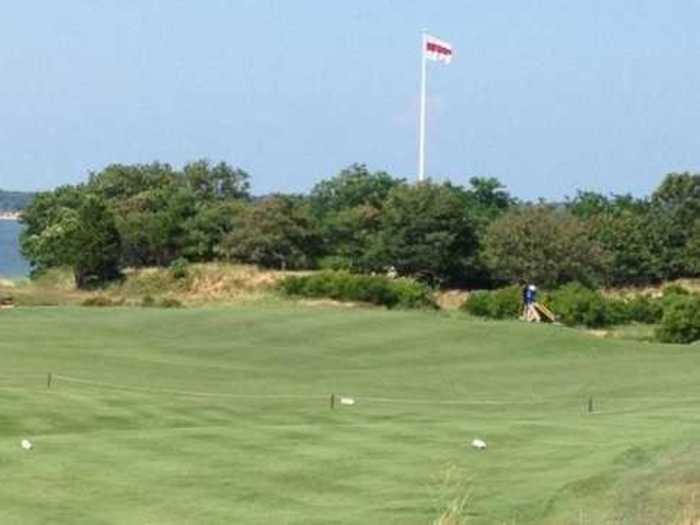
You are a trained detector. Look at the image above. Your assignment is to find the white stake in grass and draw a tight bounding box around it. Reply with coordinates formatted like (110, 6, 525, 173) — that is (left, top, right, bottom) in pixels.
(339, 397, 355, 406)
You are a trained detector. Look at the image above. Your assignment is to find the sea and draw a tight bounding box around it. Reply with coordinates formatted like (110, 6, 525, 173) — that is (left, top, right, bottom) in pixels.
(0, 220, 29, 278)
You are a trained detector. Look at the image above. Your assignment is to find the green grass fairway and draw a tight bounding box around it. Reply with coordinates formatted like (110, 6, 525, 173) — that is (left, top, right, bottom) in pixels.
(1, 307, 699, 524)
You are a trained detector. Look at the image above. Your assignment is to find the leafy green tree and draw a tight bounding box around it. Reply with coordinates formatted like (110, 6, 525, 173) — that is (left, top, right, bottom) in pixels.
(482, 206, 609, 288)
(310, 164, 403, 215)
(652, 173, 700, 278)
(21, 194, 121, 288)
(183, 160, 251, 201)
(463, 177, 514, 221)
(310, 164, 404, 269)
(20, 186, 87, 270)
(115, 185, 197, 267)
(567, 191, 614, 219)
(586, 208, 670, 285)
(182, 201, 245, 261)
(217, 196, 321, 269)
(450, 177, 514, 286)
(652, 172, 700, 222)
(685, 220, 700, 276)
(317, 204, 382, 270)
(567, 191, 683, 285)
(365, 182, 479, 284)
(87, 162, 177, 201)
(23, 160, 254, 274)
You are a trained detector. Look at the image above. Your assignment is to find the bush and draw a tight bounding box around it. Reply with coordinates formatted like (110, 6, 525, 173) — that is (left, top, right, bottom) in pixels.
(459, 277, 700, 341)
(279, 271, 436, 309)
(160, 297, 184, 308)
(621, 294, 664, 324)
(546, 283, 613, 328)
(169, 257, 189, 280)
(317, 256, 354, 272)
(655, 294, 700, 344)
(461, 283, 666, 328)
(547, 287, 665, 327)
(141, 294, 156, 307)
(462, 283, 617, 327)
(662, 284, 689, 297)
(82, 295, 115, 307)
(461, 285, 522, 319)
(461, 291, 492, 318)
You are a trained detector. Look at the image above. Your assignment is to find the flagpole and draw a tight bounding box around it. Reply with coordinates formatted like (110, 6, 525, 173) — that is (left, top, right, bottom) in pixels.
(418, 30, 427, 183)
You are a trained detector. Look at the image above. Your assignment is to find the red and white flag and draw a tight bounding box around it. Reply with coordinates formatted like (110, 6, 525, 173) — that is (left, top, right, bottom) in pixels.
(424, 34, 453, 64)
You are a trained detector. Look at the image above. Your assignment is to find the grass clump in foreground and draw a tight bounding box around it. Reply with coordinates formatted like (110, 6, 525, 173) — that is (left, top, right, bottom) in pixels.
(280, 270, 437, 309)
(1, 306, 700, 523)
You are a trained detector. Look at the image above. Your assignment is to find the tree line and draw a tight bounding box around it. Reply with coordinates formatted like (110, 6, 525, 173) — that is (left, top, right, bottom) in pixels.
(19, 160, 700, 289)
(0, 190, 36, 212)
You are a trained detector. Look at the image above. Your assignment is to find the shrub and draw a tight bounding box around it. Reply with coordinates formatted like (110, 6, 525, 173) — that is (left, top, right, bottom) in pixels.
(461, 283, 666, 328)
(317, 256, 354, 272)
(461, 291, 492, 318)
(622, 294, 664, 324)
(655, 294, 700, 344)
(462, 283, 617, 327)
(546, 283, 612, 328)
(82, 295, 115, 307)
(547, 288, 664, 327)
(141, 294, 156, 307)
(160, 297, 184, 308)
(169, 257, 189, 280)
(662, 284, 689, 297)
(279, 271, 436, 309)
(487, 286, 523, 319)
(658, 285, 693, 320)
(461, 285, 522, 319)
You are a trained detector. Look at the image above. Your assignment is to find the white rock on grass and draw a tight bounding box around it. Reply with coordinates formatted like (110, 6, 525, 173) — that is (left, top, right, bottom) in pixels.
(471, 438, 487, 450)
(21, 439, 33, 450)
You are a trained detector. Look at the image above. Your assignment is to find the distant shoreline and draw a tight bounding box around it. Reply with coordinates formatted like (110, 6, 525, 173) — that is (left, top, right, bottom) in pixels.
(0, 212, 21, 221)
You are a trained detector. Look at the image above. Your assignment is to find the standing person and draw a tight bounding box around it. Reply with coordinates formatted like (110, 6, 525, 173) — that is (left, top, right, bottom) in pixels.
(525, 284, 540, 322)
(521, 283, 529, 319)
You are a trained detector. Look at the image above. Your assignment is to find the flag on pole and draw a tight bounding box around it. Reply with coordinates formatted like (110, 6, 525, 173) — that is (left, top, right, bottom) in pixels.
(424, 34, 453, 64)
(418, 32, 453, 181)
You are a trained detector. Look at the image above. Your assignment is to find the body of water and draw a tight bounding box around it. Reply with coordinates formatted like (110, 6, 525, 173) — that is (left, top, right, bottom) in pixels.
(0, 220, 29, 278)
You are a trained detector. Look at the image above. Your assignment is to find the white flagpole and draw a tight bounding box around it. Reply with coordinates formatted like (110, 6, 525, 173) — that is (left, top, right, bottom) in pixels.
(418, 30, 427, 183)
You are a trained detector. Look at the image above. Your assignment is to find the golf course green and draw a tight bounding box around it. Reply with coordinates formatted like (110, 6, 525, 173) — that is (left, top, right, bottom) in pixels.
(1, 306, 699, 524)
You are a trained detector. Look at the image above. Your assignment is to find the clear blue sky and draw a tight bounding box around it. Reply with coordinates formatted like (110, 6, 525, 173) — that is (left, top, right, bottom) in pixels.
(2, 1, 700, 200)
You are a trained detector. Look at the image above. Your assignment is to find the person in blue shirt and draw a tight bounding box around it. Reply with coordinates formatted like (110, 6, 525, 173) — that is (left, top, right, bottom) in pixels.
(527, 284, 537, 304)
(524, 284, 538, 321)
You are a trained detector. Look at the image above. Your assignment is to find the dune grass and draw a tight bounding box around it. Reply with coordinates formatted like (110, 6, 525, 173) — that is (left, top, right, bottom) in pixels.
(1, 306, 699, 523)
(0, 264, 288, 308)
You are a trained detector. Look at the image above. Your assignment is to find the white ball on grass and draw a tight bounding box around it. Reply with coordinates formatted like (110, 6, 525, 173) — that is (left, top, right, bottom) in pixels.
(21, 439, 33, 450)
(471, 438, 487, 450)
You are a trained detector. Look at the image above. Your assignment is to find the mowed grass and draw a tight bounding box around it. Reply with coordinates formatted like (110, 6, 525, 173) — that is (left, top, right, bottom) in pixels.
(1, 306, 700, 524)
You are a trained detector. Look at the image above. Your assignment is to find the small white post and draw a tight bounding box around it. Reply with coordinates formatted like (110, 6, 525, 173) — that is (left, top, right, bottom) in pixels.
(418, 30, 428, 183)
